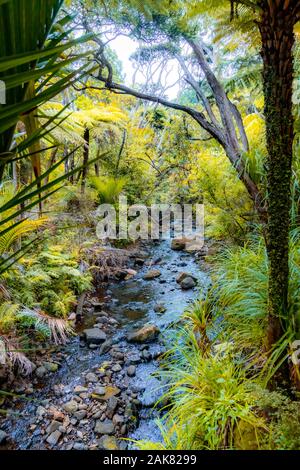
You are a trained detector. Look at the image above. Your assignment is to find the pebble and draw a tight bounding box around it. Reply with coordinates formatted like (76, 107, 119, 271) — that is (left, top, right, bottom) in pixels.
(126, 365, 136, 377)
(46, 430, 61, 446)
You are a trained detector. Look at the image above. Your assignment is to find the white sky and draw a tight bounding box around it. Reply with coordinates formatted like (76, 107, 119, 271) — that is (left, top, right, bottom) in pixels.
(110, 35, 180, 100)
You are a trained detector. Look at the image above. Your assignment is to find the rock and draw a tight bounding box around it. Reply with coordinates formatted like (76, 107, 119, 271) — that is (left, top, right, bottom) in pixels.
(68, 312, 76, 321)
(112, 364, 122, 373)
(0, 430, 8, 444)
(73, 442, 87, 450)
(171, 238, 186, 251)
(125, 268, 137, 279)
(85, 372, 98, 383)
(35, 366, 47, 378)
(74, 410, 87, 420)
(92, 385, 121, 402)
(94, 419, 114, 435)
(83, 328, 106, 345)
(127, 324, 160, 343)
(89, 343, 99, 350)
(97, 435, 119, 450)
(46, 420, 61, 435)
(143, 269, 161, 280)
(127, 354, 141, 365)
(63, 400, 78, 414)
(106, 396, 118, 419)
(99, 340, 113, 354)
(43, 362, 59, 373)
(46, 430, 61, 446)
(74, 385, 88, 394)
(176, 272, 197, 283)
(36, 406, 46, 417)
(93, 386, 106, 396)
(113, 414, 124, 425)
(180, 276, 197, 290)
(134, 258, 145, 266)
(126, 365, 136, 377)
(154, 303, 167, 313)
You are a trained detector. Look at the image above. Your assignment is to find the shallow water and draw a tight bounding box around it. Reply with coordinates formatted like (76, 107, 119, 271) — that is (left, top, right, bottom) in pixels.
(2, 238, 210, 449)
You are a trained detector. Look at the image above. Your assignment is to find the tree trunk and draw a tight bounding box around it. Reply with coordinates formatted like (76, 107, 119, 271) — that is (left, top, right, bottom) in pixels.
(81, 127, 90, 193)
(259, 3, 295, 349)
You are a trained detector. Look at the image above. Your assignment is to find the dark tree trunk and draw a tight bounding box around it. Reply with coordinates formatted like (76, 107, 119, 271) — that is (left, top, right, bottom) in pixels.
(81, 127, 90, 193)
(259, 2, 296, 349)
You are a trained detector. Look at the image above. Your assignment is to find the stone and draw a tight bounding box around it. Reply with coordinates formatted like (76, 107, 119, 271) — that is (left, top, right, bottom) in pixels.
(36, 406, 46, 417)
(73, 442, 87, 450)
(85, 372, 98, 383)
(112, 364, 122, 373)
(35, 366, 47, 378)
(94, 419, 114, 435)
(127, 324, 160, 343)
(154, 303, 166, 313)
(126, 365, 136, 377)
(43, 362, 59, 373)
(46, 430, 61, 446)
(93, 386, 106, 396)
(113, 414, 124, 425)
(46, 420, 61, 435)
(74, 385, 88, 394)
(0, 430, 8, 444)
(99, 340, 113, 354)
(180, 276, 197, 290)
(89, 343, 99, 350)
(63, 400, 78, 414)
(74, 410, 87, 420)
(106, 396, 118, 419)
(97, 435, 119, 450)
(171, 238, 186, 251)
(176, 272, 197, 283)
(92, 386, 121, 402)
(83, 328, 106, 345)
(143, 269, 161, 280)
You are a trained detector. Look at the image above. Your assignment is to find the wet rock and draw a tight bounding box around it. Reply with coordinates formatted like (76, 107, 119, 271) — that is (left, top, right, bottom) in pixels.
(74, 410, 87, 420)
(127, 324, 160, 343)
(143, 269, 161, 280)
(97, 435, 119, 450)
(92, 385, 121, 402)
(83, 328, 106, 345)
(46, 430, 61, 446)
(63, 400, 78, 414)
(180, 276, 197, 290)
(126, 365, 136, 377)
(171, 238, 186, 251)
(85, 372, 98, 383)
(94, 419, 114, 435)
(99, 339, 113, 354)
(43, 362, 59, 373)
(0, 430, 8, 444)
(154, 303, 166, 313)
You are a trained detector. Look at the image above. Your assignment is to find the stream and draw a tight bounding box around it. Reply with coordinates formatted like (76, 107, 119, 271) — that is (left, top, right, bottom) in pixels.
(1, 238, 210, 450)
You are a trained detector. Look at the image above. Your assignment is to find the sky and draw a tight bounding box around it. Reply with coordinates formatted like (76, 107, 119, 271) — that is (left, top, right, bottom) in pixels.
(110, 34, 181, 100)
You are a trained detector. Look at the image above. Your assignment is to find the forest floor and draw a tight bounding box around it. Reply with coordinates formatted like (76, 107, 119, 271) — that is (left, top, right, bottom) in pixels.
(0, 237, 210, 450)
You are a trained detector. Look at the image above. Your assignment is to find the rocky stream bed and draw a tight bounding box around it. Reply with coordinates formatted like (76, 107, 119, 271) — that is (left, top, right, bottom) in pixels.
(0, 238, 210, 450)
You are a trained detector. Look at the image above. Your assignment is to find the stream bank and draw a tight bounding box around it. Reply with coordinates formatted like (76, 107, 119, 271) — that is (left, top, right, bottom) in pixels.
(0, 238, 210, 450)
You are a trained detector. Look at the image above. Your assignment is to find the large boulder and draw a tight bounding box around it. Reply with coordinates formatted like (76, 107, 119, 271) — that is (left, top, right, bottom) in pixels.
(180, 276, 197, 290)
(83, 328, 106, 345)
(143, 270, 161, 280)
(127, 324, 160, 343)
